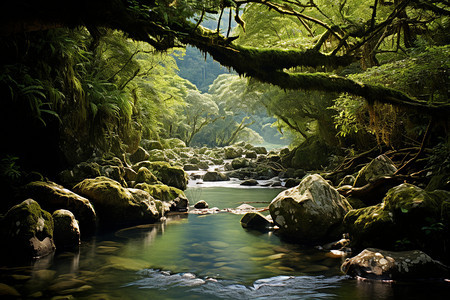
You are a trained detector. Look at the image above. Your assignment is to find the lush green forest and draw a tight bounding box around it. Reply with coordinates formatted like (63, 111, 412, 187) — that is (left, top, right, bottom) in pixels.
(0, 1, 449, 297)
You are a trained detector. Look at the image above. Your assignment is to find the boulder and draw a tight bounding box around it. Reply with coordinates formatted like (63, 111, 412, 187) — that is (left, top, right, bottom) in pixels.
(269, 174, 352, 241)
(240, 212, 272, 231)
(224, 146, 242, 159)
(163, 138, 186, 149)
(21, 181, 96, 234)
(241, 179, 258, 186)
(73, 177, 161, 227)
(338, 175, 356, 187)
(134, 183, 188, 212)
(245, 151, 258, 159)
(134, 161, 189, 190)
(135, 167, 159, 185)
(232, 157, 249, 169)
(343, 183, 450, 261)
(52, 209, 80, 249)
(0, 199, 55, 258)
(194, 200, 209, 209)
(183, 164, 199, 171)
(129, 146, 150, 164)
(251, 146, 267, 155)
(354, 154, 397, 187)
(203, 171, 229, 182)
(287, 136, 334, 170)
(147, 149, 169, 162)
(341, 248, 449, 281)
(58, 161, 101, 187)
(141, 139, 164, 151)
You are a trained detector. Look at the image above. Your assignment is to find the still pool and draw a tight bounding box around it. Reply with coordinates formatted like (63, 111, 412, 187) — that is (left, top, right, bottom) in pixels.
(0, 187, 449, 299)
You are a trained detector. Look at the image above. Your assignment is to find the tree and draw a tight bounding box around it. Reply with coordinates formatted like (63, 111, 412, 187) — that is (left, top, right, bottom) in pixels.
(1, 0, 448, 114)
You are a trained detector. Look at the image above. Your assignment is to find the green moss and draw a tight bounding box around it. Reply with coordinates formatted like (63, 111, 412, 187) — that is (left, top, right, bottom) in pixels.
(135, 167, 158, 185)
(73, 176, 132, 207)
(134, 183, 185, 202)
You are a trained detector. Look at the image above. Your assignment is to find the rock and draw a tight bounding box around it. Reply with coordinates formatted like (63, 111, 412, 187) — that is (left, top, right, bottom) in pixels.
(124, 167, 138, 182)
(52, 209, 80, 249)
(194, 200, 209, 209)
(73, 177, 161, 227)
(245, 150, 258, 159)
(183, 164, 199, 171)
(241, 179, 258, 186)
(147, 149, 169, 162)
(129, 146, 150, 164)
(354, 154, 397, 187)
(134, 161, 189, 190)
(284, 178, 301, 188)
(163, 138, 186, 149)
(0, 199, 55, 258)
(141, 139, 164, 150)
(58, 161, 102, 187)
(343, 183, 450, 261)
(20, 181, 97, 234)
(251, 146, 267, 155)
(224, 146, 242, 159)
(203, 171, 229, 182)
(135, 167, 159, 185)
(240, 212, 272, 231)
(232, 157, 249, 169)
(341, 248, 449, 281)
(269, 174, 352, 241)
(133, 183, 187, 212)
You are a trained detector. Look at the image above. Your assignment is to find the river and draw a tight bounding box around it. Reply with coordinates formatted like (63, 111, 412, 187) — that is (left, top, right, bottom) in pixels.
(0, 186, 449, 299)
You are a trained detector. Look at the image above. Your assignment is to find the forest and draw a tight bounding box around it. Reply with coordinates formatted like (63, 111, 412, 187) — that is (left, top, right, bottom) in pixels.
(0, 0, 449, 299)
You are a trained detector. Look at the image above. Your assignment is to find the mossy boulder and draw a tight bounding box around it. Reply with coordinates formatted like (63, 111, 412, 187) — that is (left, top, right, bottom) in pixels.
(73, 177, 161, 227)
(0, 199, 55, 258)
(133, 161, 189, 190)
(134, 183, 186, 202)
(141, 139, 164, 151)
(354, 154, 397, 187)
(135, 167, 159, 185)
(232, 157, 249, 169)
(343, 183, 450, 261)
(129, 146, 150, 164)
(342, 248, 449, 281)
(58, 162, 102, 187)
(245, 150, 258, 159)
(194, 200, 209, 209)
(269, 174, 352, 241)
(163, 138, 186, 149)
(21, 181, 96, 234)
(251, 146, 267, 155)
(52, 209, 80, 250)
(224, 146, 243, 159)
(147, 149, 169, 162)
(203, 171, 229, 181)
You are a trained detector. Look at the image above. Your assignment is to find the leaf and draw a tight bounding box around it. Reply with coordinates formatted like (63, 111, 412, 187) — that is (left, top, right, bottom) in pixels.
(400, 207, 409, 213)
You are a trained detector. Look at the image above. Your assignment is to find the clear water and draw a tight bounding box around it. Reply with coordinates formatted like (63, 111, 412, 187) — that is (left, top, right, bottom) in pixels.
(1, 187, 449, 299)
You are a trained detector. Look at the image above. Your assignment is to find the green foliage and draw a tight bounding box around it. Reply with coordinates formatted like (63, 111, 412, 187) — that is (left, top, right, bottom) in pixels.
(0, 155, 21, 181)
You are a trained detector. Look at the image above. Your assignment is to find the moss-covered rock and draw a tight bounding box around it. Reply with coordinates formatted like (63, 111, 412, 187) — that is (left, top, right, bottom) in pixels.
(52, 209, 80, 250)
(0, 199, 55, 258)
(224, 146, 243, 159)
(251, 146, 267, 155)
(135, 167, 159, 185)
(343, 183, 450, 261)
(269, 174, 352, 241)
(163, 138, 186, 149)
(354, 154, 397, 187)
(203, 171, 229, 181)
(134, 183, 186, 202)
(288, 136, 334, 170)
(133, 161, 189, 190)
(342, 248, 449, 281)
(129, 146, 150, 164)
(141, 139, 164, 151)
(147, 149, 169, 162)
(73, 177, 161, 228)
(58, 162, 102, 187)
(21, 181, 97, 234)
(232, 157, 249, 169)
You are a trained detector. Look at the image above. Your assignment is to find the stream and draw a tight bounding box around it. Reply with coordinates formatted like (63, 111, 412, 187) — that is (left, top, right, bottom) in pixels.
(1, 186, 449, 299)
